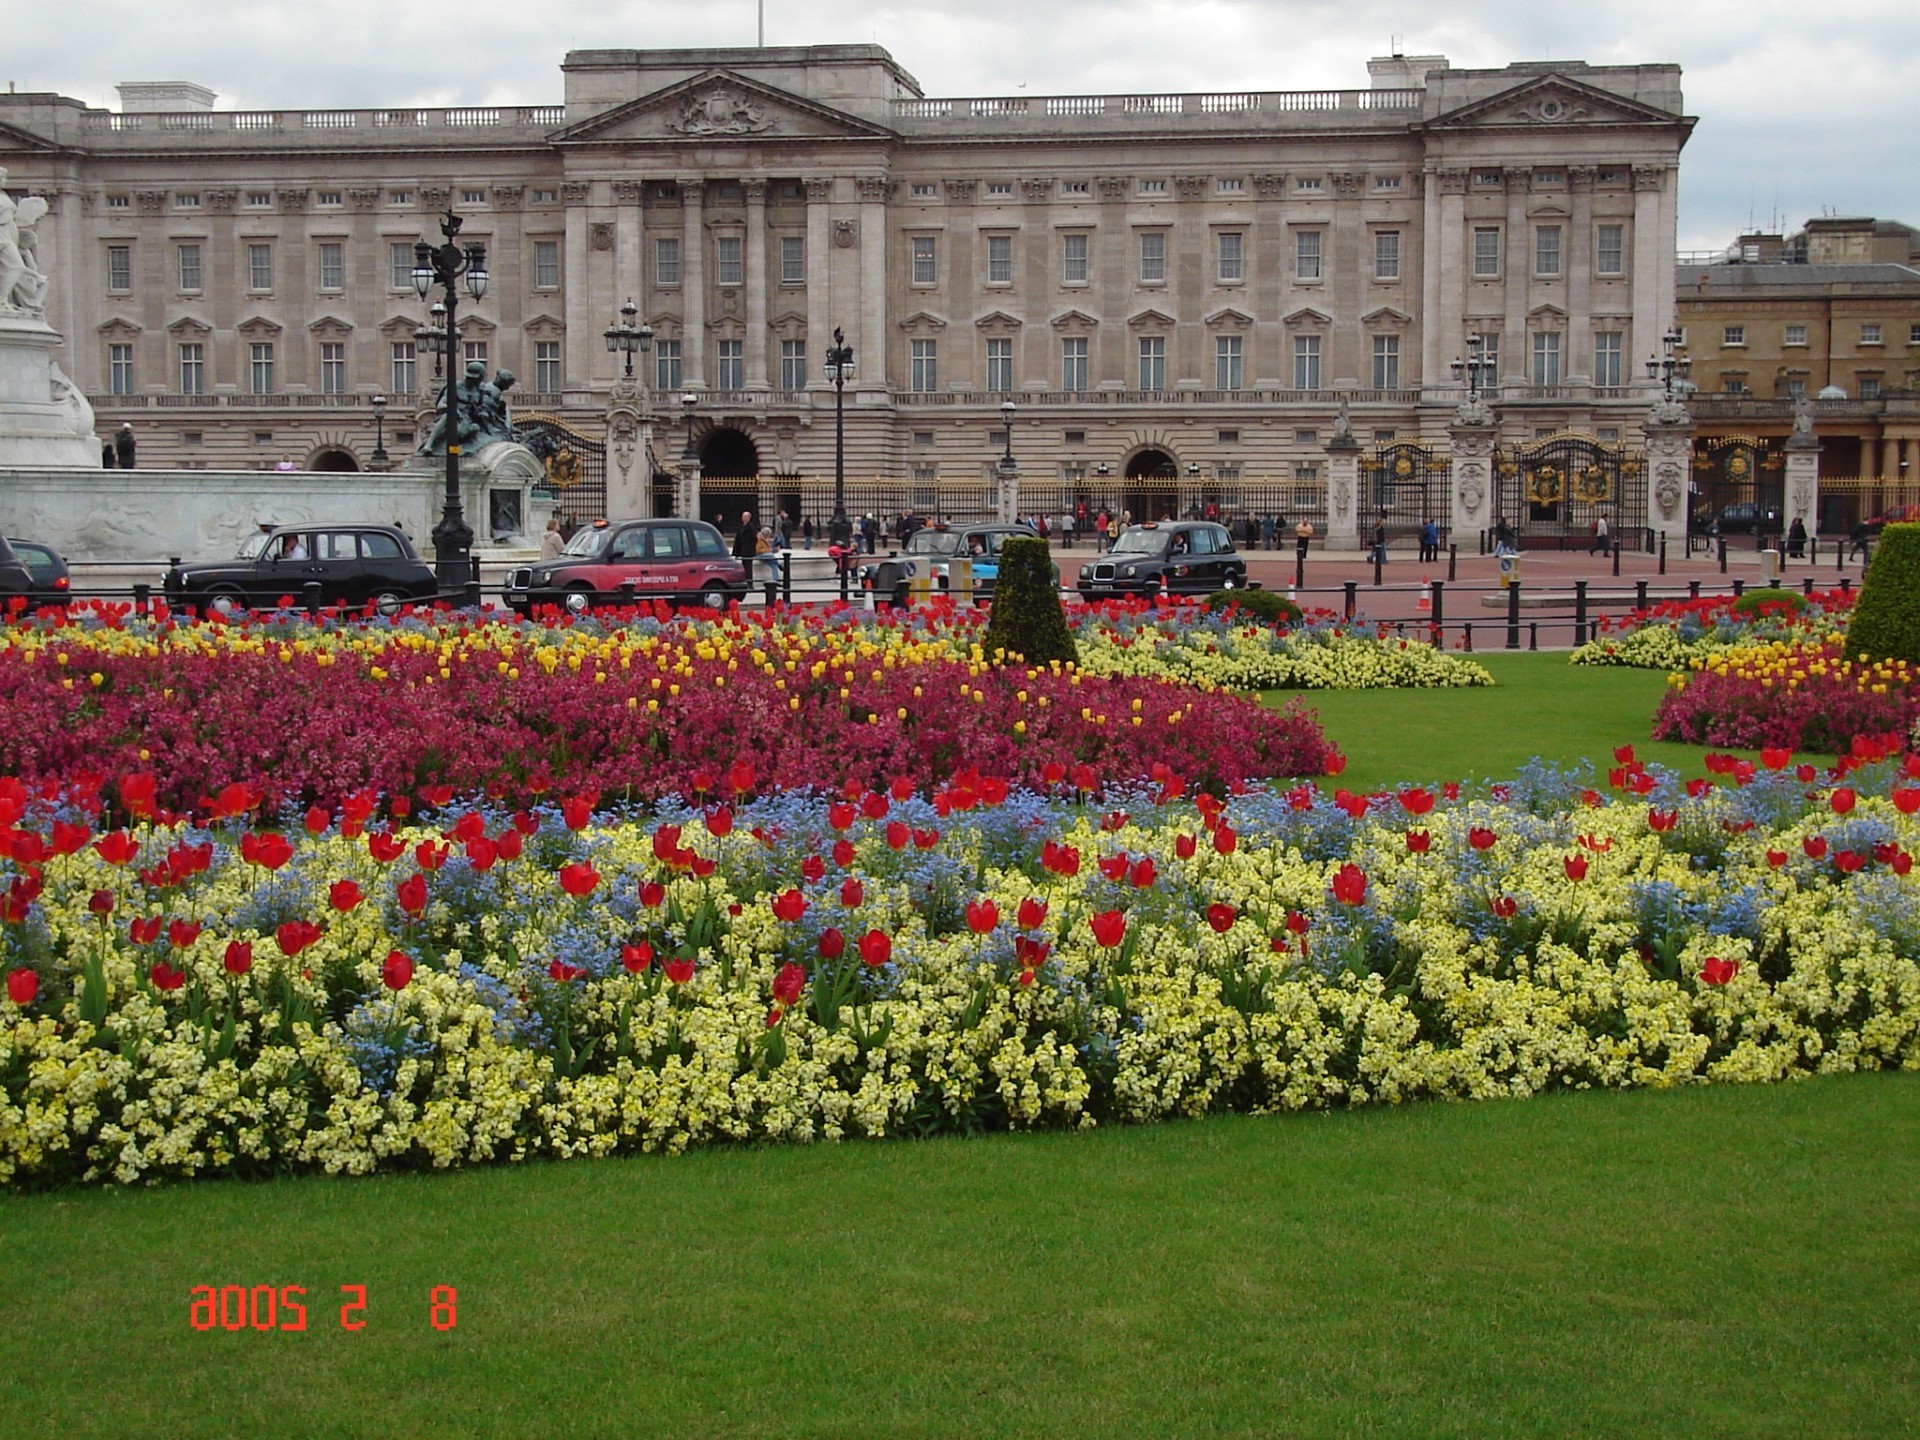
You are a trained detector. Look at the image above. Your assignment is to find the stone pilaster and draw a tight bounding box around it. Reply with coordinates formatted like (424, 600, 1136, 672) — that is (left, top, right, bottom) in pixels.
(995, 462, 1019, 524)
(856, 175, 890, 394)
(1448, 406, 1498, 541)
(803, 178, 834, 390)
(679, 178, 706, 390)
(1643, 396, 1695, 552)
(605, 400, 645, 517)
(1784, 409, 1820, 541)
(743, 178, 769, 389)
(1323, 416, 1363, 552)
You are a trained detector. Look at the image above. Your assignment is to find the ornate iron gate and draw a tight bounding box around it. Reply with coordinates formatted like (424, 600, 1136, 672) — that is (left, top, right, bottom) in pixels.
(1693, 436, 1784, 537)
(1494, 433, 1646, 547)
(1361, 443, 1448, 535)
(516, 414, 608, 532)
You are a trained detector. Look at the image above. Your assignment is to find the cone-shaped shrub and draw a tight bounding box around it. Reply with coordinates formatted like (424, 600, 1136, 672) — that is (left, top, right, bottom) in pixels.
(1843, 522, 1920, 665)
(982, 536, 1078, 667)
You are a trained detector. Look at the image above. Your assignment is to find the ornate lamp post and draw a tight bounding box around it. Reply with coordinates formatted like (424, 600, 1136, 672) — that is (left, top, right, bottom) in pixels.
(370, 393, 389, 467)
(411, 211, 489, 587)
(415, 301, 448, 380)
(1451, 333, 1496, 401)
(679, 391, 700, 466)
(823, 327, 856, 546)
(998, 398, 1017, 476)
(1647, 327, 1691, 399)
(603, 299, 653, 386)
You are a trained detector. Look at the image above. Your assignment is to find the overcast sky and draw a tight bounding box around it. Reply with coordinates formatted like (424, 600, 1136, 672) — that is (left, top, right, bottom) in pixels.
(9, 1, 1915, 251)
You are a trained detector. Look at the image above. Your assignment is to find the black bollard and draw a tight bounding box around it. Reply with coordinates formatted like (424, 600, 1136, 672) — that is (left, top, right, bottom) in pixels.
(1658, 531, 1667, 576)
(1612, 540, 1621, 578)
(1342, 580, 1358, 621)
(782, 558, 793, 606)
(1717, 537, 1728, 574)
(1294, 547, 1305, 592)
(1574, 579, 1589, 647)
(1430, 580, 1445, 649)
(1803, 577, 1814, 598)
(1447, 542, 1458, 582)
(1372, 544, 1384, 587)
(133, 583, 150, 616)
(1463, 621, 1473, 652)
(1732, 579, 1745, 598)
(1636, 579, 1648, 611)
(464, 579, 482, 609)
(1529, 620, 1538, 651)
(1506, 581, 1521, 650)
(1688, 579, 1701, 601)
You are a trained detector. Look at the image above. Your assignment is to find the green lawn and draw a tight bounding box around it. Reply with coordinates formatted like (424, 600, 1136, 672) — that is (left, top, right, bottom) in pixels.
(1282, 651, 1721, 793)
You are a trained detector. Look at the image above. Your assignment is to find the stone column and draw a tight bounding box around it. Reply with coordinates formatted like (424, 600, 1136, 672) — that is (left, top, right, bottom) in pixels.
(1501, 168, 1531, 386)
(803, 179, 834, 391)
(1566, 167, 1594, 384)
(856, 175, 890, 394)
(605, 400, 645, 517)
(612, 180, 644, 337)
(1784, 412, 1820, 540)
(679, 178, 706, 390)
(995, 461, 1020, 525)
(743, 178, 769, 390)
(1323, 413, 1363, 551)
(1424, 168, 1468, 395)
(1448, 403, 1498, 541)
(560, 180, 596, 405)
(1643, 396, 1695, 553)
(1631, 166, 1666, 366)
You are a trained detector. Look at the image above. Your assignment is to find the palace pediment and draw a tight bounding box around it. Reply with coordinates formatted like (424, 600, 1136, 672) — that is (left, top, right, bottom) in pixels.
(550, 70, 895, 146)
(1430, 74, 1684, 130)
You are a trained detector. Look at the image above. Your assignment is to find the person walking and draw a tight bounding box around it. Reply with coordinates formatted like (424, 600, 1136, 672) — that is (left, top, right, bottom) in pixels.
(1094, 509, 1110, 553)
(801, 515, 814, 550)
(114, 423, 136, 469)
(1371, 518, 1388, 566)
(1787, 516, 1807, 559)
(540, 516, 565, 561)
(1419, 519, 1439, 564)
(1589, 512, 1610, 557)
(1294, 517, 1314, 562)
(731, 510, 758, 564)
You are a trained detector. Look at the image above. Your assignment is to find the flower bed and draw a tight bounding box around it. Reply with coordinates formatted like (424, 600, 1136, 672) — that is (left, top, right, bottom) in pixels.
(1571, 590, 1850, 669)
(1652, 637, 1920, 752)
(0, 608, 1334, 811)
(4, 748, 1918, 1187)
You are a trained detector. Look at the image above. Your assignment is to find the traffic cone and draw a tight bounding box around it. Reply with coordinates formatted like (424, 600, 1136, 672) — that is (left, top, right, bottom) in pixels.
(1417, 578, 1432, 612)
(1287, 581, 1297, 602)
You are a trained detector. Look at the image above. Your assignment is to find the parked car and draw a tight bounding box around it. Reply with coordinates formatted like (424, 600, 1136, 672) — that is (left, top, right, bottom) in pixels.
(856, 523, 1040, 607)
(1863, 503, 1920, 534)
(2, 536, 71, 608)
(163, 524, 437, 614)
(504, 518, 748, 614)
(1076, 521, 1249, 601)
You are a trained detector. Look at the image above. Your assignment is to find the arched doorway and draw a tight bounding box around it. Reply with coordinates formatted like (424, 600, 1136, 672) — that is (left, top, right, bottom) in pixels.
(1124, 448, 1178, 525)
(311, 448, 359, 473)
(699, 426, 761, 536)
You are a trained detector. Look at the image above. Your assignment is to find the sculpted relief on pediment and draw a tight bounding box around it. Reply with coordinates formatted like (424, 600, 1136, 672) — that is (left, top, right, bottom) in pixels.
(666, 86, 775, 137)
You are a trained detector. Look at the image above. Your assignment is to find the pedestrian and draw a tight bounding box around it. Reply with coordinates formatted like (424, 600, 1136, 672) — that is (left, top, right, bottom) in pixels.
(801, 515, 814, 550)
(1094, 510, 1109, 552)
(1371, 518, 1388, 565)
(1847, 524, 1872, 563)
(1261, 514, 1275, 551)
(1065, 510, 1080, 548)
(540, 516, 564, 561)
(1420, 519, 1440, 564)
(1294, 517, 1314, 562)
(757, 526, 783, 585)
(774, 511, 790, 550)
(731, 509, 758, 564)
(1589, 513, 1610, 557)
(275, 453, 297, 472)
(1787, 516, 1807, 559)
(101, 440, 115, 468)
(114, 423, 136, 469)
(1492, 516, 1516, 555)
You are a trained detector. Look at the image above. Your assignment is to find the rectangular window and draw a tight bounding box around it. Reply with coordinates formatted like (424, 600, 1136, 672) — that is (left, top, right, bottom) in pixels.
(1531, 332, 1561, 386)
(1480, 335, 1501, 382)
(1910, 323, 1920, 345)
(988, 234, 1013, 284)
(177, 243, 201, 291)
(1217, 178, 1243, 194)
(1860, 376, 1883, 400)
(911, 236, 936, 285)
(390, 341, 416, 395)
(318, 242, 344, 291)
(655, 237, 680, 286)
(716, 339, 743, 390)
(780, 235, 805, 285)
(1594, 330, 1623, 387)
(1061, 337, 1089, 392)
(179, 343, 204, 395)
(1785, 377, 1807, 399)
(534, 341, 561, 393)
(1217, 232, 1243, 282)
(1722, 325, 1746, 347)
(109, 343, 134, 395)
(1371, 334, 1400, 389)
(533, 240, 560, 288)
(1784, 323, 1808, 347)
(715, 235, 743, 287)
(1595, 223, 1625, 276)
(910, 338, 938, 393)
(985, 337, 1012, 393)
(1215, 335, 1243, 391)
(247, 243, 273, 290)
(1295, 231, 1322, 280)
(320, 342, 346, 394)
(1293, 335, 1321, 390)
(1138, 336, 1165, 391)
(390, 242, 413, 289)
(461, 189, 485, 206)
(1139, 232, 1165, 283)
(911, 183, 937, 199)
(250, 342, 275, 395)
(462, 339, 488, 369)
(108, 245, 132, 291)
(655, 339, 682, 391)
(1373, 231, 1401, 280)
(1534, 226, 1561, 276)
(779, 339, 806, 390)
(1473, 227, 1500, 277)
(1860, 323, 1883, 345)
(1063, 233, 1089, 284)
(1140, 179, 1166, 195)
(986, 182, 1013, 198)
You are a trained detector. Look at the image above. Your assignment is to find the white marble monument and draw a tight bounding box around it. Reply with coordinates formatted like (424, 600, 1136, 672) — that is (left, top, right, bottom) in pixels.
(0, 169, 100, 467)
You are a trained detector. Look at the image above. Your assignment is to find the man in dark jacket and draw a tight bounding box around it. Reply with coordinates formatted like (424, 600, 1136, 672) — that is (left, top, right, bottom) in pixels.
(114, 423, 136, 469)
(731, 510, 757, 561)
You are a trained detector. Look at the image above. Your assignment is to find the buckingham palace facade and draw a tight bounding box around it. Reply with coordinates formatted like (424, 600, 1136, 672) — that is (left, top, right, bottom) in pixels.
(0, 44, 1692, 531)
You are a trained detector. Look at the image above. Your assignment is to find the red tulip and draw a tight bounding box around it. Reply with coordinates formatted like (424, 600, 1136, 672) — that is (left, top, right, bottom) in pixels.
(449, 811, 486, 843)
(130, 915, 163, 945)
(773, 961, 806, 1007)
(304, 805, 332, 835)
(206, 782, 263, 822)
(93, 830, 139, 866)
(381, 950, 413, 991)
(465, 836, 499, 872)
(1174, 833, 1197, 860)
(1286, 910, 1310, 935)
(1765, 849, 1789, 869)
(1802, 835, 1828, 860)
(1685, 778, 1713, 799)
(836, 876, 863, 910)
(276, 920, 322, 957)
(329, 880, 364, 912)
(1830, 788, 1857, 815)
(1699, 956, 1738, 986)
(1796, 764, 1818, 783)
(88, 888, 116, 916)
(1563, 855, 1588, 882)
(831, 838, 856, 867)
(1088, 910, 1127, 948)
(167, 918, 202, 948)
(6, 968, 37, 1006)
(621, 941, 653, 973)
(1613, 744, 1636, 764)
(664, 957, 696, 985)
(1017, 897, 1048, 930)
(223, 940, 254, 976)
(1892, 852, 1913, 876)
(965, 898, 999, 934)
(1212, 825, 1237, 855)
(397, 873, 429, 917)
(1405, 830, 1431, 853)
(1834, 849, 1866, 874)
(1648, 809, 1679, 833)
(639, 881, 666, 908)
(1399, 787, 1435, 816)
(149, 960, 186, 992)
(705, 805, 734, 839)
(49, 820, 91, 856)
(689, 855, 718, 879)
(548, 959, 587, 983)
(827, 802, 856, 831)
(1468, 827, 1498, 851)
(420, 785, 455, 810)
(389, 795, 412, 819)
(801, 854, 826, 884)
(117, 772, 158, 819)
(367, 830, 406, 864)
(1330, 863, 1368, 907)
(912, 828, 940, 850)
(1892, 787, 1920, 816)
(1760, 747, 1791, 771)
(1100, 810, 1131, 834)
(771, 888, 808, 923)
(414, 840, 450, 872)
(1098, 853, 1129, 882)
(859, 791, 889, 821)
(1206, 903, 1236, 933)
(884, 821, 909, 851)
(238, 831, 293, 871)
(1128, 857, 1157, 889)
(818, 927, 846, 961)
(858, 928, 893, 968)
(1489, 895, 1518, 919)
(558, 862, 600, 897)
(728, 762, 758, 799)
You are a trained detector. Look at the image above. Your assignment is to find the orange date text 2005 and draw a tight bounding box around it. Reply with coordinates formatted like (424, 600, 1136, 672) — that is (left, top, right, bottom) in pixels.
(187, 1284, 458, 1331)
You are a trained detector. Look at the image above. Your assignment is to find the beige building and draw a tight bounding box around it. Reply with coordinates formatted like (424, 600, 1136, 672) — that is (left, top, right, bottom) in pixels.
(1, 44, 1693, 532)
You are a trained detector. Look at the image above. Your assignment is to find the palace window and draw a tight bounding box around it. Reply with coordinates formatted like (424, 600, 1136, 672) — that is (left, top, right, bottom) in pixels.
(985, 338, 1012, 393)
(320, 342, 346, 394)
(249, 342, 275, 395)
(1784, 324, 1808, 347)
(177, 243, 202, 291)
(1473, 227, 1500, 277)
(1215, 335, 1243, 391)
(390, 342, 416, 395)
(179, 343, 204, 395)
(911, 236, 936, 286)
(1063, 233, 1089, 284)
(779, 340, 806, 390)
(1060, 337, 1089, 392)
(1139, 232, 1165, 283)
(654, 237, 680, 287)
(1138, 336, 1165, 391)
(107, 245, 132, 291)
(1295, 230, 1322, 280)
(318, 242, 344, 291)
(1595, 224, 1625, 276)
(1293, 335, 1321, 390)
(715, 235, 743, 287)
(988, 234, 1012, 284)
(655, 339, 681, 391)
(533, 240, 560, 288)
(1534, 226, 1561, 276)
(780, 235, 805, 285)
(248, 243, 273, 290)
(1217, 232, 1243, 283)
(109, 343, 135, 395)
(534, 342, 562, 393)
(1531, 332, 1561, 385)
(1594, 330, 1623, 387)
(910, 339, 938, 392)
(715, 339, 743, 390)
(1373, 230, 1401, 280)
(1371, 334, 1399, 389)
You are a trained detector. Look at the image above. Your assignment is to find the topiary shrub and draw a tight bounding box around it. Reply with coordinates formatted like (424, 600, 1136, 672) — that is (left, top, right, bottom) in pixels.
(982, 536, 1078, 667)
(1731, 586, 1807, 618)
(1204, 588, 1302, 626)
(1843, 522, 1920, 665)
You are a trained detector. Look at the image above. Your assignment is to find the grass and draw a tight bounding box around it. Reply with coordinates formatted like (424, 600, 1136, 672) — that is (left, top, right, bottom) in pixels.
(3, 1076, 1915, 1438)
(1280, 651, 1716, 793)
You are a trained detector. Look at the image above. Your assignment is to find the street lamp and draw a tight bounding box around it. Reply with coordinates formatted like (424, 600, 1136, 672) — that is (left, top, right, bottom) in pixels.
(411, 210, 489, 588)
(823, 327, 855, 545)
(680, 391, 699, 465)
(1451, 333, 1495, 401)
(998, 397, 1017, 476)
(370, 393, 389, 467)
(603, 299, 653, 382)
(1647, 326, 1691, 399)
(415, 301, 449, 380)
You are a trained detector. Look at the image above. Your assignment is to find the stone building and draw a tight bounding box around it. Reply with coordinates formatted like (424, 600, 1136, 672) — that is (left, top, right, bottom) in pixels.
(1676, 216, 1920, 533)
(1, 44, 1694, 542)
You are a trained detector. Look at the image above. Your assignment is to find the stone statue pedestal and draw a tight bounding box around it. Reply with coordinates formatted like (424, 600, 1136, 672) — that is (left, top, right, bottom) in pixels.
(0, 315, 100, 467)
(398, 440, 551, 550)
